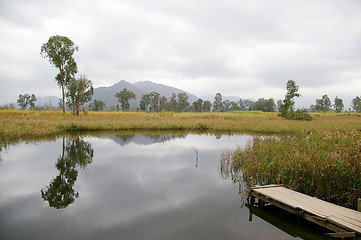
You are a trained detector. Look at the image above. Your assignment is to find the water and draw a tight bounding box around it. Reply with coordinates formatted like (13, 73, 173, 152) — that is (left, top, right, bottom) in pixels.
(0, 132, 327, 239)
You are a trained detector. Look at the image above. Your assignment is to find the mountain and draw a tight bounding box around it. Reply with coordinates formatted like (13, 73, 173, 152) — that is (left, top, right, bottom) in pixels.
(133, 81, 199, 103)
(201, 95, 242, 103)
(36, 96, 61, 107)
(91, 80, 145, 108)
(91, 80, 200, 109)
(102, 134, 176, 146)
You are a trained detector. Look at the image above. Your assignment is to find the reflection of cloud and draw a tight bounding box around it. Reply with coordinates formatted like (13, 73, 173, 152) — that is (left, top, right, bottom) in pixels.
(72, 134, 253, 228)
(2, 133, 296, 239)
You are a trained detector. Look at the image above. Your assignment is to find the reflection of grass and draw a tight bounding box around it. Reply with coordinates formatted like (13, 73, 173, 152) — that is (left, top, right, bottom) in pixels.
(1, 110, 361, 142)
(227, 131, 361, 209)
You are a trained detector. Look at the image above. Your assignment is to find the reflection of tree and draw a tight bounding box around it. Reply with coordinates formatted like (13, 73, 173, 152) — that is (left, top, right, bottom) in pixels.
(116, 134, 135, 143)
(41, 137, 94, 209)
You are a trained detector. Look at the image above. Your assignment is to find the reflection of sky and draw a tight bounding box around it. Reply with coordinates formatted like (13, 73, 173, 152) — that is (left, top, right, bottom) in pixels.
(0, 134, 295, 240)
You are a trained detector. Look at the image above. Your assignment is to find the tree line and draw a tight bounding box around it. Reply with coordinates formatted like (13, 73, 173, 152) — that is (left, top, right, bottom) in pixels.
(9, 87, 361, 114)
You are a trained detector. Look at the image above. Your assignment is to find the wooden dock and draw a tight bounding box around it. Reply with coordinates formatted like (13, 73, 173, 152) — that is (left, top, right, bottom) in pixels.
(249, 185, 361, 238)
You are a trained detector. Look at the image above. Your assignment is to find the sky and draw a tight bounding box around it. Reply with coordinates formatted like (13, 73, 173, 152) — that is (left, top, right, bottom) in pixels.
(1, 0, 361, 109)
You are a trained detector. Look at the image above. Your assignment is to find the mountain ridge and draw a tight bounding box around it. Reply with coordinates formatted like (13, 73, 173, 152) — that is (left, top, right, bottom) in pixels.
(18, 80, 247, 109)
(90, 80, 199, 109)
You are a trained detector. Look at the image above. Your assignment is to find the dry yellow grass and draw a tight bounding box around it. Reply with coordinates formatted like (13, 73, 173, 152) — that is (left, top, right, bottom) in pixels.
(1, 110, 361, 143)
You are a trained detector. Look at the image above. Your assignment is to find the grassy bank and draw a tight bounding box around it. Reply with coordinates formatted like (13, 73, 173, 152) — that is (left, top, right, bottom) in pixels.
(1, 110, 361, 142)
(224, 130, 361, 209)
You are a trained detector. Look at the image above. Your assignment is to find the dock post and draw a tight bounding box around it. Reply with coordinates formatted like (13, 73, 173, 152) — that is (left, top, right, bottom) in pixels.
(248, 177, 255, 205)
(277, 174, 282, 185)
(358, 198, 361, 212)
(250, 177, 254, 188)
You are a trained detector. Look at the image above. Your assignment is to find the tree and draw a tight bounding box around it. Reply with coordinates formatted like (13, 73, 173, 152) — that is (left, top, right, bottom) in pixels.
(169, 93, 178, 112)
(159, 96, 168, 112)
(315, 95, 331, 112)
(239, 99, 253, 111)
(250, 98, 276, 112)
(192, 99, 203, 112)
(230, 101, 240, 111)
(66, 75, 94, 115)
(17, 94, 30, 109)
(280, 80, 301, 118)
(115, 88, 136, 111)
(41, 35, 79, 114)
(177, 93, 189, 112)
(277, 100, 283, 112)
(309, 104, 317, 113)
(149, 92, 160, 112)
(139, 94, 151, 111)
(17, 93, 37, 110)
(223, 100, 231, 112)
(89, 100, 106, 111)
(315, 99, 323, 112)
(352, 96, 361, 112)
(334, 96, 344, 113)
(213, 93, 223, 112)
(29, 94, 37, 109)
(322, 94, 331, 112)
(203, 100, 212, 112)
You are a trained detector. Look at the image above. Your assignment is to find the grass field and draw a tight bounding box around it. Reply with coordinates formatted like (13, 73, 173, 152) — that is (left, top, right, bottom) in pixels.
(1, 109, 361, 143)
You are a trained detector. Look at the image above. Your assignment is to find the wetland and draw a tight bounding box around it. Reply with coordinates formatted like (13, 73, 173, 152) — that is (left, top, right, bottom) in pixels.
(0, 132, 329, 239)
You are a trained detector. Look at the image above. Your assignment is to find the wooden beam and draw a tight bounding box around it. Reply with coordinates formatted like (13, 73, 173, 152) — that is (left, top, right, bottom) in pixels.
(250, 191, 346, 233)
(326, 232, 356, 238)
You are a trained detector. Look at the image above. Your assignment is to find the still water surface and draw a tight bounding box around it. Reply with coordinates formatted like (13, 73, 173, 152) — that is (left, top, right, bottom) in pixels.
(0, 132, 327, 239)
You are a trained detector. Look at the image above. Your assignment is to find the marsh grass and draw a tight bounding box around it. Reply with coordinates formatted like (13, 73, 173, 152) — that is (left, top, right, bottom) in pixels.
(226, 130, 361, 209)
(1, 110, 361, 143)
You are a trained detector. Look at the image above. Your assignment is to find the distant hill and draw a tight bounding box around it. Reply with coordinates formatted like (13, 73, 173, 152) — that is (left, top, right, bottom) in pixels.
(91, 80, 145, 108)
(201, 95, 242, 103)
(91, 80, 200, 109)
(31, 80, 200, 110)
(36, 96, 61, 108)
(133, 81, 199, 103)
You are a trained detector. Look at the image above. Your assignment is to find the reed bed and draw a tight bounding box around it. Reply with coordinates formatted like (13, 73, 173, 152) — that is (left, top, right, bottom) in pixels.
(226, 130, 361, 209)
(1, 110, 361, 143)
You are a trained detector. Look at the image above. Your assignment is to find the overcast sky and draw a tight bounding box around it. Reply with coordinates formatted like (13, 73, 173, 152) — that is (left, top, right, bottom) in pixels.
(1, 0, 361, 109)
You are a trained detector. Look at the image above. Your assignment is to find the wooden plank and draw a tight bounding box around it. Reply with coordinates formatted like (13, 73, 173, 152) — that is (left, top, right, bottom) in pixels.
(326, 232, 357, 238)
(254, 187, 361, 227)
(254, 186, 361, 220)
(252, 186, 361, 230)
(264, 187, 361, 228)
(251, 190, 347, 233)
(250, 185, 361, 236)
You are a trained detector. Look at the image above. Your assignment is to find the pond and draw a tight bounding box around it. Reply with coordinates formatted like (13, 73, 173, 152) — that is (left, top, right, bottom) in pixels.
(0, 132, 328, 239)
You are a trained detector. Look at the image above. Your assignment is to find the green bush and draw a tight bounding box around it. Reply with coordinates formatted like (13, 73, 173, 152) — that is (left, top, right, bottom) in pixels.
(283, 109, 313, 121)
(292, 109, 313, 121)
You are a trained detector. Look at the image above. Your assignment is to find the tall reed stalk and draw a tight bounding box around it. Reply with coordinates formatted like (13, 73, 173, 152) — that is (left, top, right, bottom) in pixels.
(227, 131, 361, 209)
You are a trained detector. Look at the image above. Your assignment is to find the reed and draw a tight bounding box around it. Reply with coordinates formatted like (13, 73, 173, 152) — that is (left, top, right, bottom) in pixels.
(226, 130, 361, 209)
(1, 109, 361, 143)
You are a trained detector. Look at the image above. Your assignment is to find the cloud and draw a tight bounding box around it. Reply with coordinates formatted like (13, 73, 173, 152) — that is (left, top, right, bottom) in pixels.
(1, 0, 361, 107)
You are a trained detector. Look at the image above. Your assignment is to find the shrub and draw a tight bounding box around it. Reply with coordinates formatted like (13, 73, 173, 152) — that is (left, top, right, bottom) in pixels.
(291, 109, 313, 121)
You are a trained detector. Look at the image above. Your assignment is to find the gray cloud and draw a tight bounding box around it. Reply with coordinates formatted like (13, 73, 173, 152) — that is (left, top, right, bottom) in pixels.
(1, 0, 361, 108)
